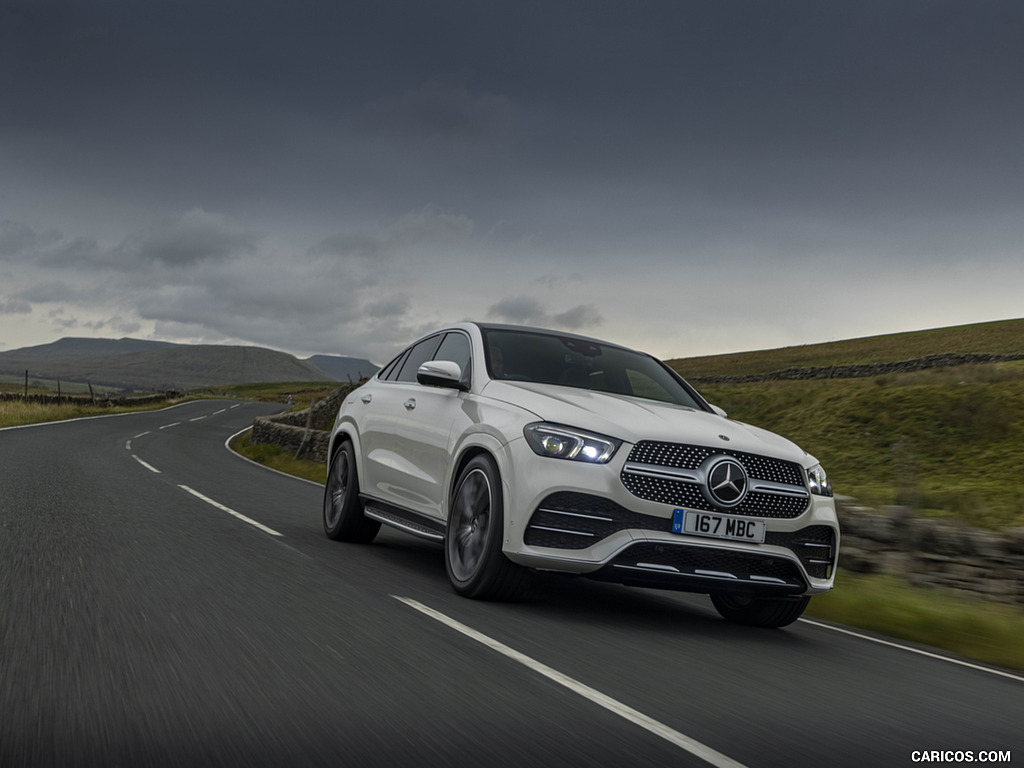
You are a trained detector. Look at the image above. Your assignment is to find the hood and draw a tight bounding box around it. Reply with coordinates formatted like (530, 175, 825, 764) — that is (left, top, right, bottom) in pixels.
(481, 381, 812, 465)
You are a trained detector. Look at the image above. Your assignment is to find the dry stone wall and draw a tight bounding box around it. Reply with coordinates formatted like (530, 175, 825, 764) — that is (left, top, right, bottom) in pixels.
(837, 500, 1024, 607)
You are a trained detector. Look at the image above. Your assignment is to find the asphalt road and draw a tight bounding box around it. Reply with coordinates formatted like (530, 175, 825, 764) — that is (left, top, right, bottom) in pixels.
(1, 401, 1021, 767)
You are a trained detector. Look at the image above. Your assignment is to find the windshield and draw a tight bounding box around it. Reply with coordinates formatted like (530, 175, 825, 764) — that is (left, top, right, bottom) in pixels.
(481, 328, 707, 409)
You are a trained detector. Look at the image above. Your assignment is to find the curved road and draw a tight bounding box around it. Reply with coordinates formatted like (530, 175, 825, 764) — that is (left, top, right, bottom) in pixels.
(1, 401, 1020, 767)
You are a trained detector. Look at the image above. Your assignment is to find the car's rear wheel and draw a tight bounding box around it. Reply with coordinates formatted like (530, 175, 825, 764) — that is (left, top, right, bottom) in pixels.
(445, 455, 529, 600)
(711, 593, 810, 628)
(323, 441, 380, 543)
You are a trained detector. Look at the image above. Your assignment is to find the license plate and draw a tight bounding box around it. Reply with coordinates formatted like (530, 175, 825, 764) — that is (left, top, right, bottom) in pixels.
(672, 509, 765, 543)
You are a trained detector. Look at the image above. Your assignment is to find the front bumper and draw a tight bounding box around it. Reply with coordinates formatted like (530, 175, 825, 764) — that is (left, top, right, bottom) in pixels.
(499, 438, 839, 597)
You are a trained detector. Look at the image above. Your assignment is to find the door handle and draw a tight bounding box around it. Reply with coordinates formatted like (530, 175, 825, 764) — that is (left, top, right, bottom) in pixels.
(361, 394, 373, 404)
(404, 399, 416, 410)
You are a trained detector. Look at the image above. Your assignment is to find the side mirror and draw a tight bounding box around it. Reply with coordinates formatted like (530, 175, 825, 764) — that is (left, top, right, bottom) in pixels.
(417, 361, 469, 391)
(710, 404, 728, 418)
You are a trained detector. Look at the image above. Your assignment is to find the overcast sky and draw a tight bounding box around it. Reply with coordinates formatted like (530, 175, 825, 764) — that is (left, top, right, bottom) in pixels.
(2, 1, 1022, 364)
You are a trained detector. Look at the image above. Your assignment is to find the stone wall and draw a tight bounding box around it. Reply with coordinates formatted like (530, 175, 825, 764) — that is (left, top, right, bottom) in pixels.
(690, 352, 1024, 384)
(248, 383, 358, 464)
(0, 391, 179, 407)
(837, 500, 1024, 606)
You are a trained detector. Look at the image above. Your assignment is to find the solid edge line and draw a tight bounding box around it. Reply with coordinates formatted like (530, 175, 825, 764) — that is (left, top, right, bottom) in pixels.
(798, 618, 1024, 684)
(178, 484, 283, 537)
(392, 596, 747, 768)
(223, 426, 324, 488)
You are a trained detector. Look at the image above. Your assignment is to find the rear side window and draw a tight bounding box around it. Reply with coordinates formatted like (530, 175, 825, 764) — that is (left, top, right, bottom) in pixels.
(395, 335, 442, 382)
(378, 352, 406, 382)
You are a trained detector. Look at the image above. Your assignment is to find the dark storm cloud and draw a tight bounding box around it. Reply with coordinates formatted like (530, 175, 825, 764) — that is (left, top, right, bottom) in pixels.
(112, 210, 256, 268)
(2, 0, 1022, 358)
(488, 296, 603, 331)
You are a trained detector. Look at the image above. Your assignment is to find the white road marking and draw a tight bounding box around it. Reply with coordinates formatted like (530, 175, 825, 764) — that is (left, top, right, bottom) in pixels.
(159, 422, 180, 430)
(189, 416, 207, 422)
(798, 618, 1024, 684)
(230, 404, 241, 409)
(132, 455, 161, 474)
(393, 596, 747, 768)
(125, 440, 132, 450)
(133, 431, 150, 439)
(213, 409, 226, 415)
(177, 484, 282, 537)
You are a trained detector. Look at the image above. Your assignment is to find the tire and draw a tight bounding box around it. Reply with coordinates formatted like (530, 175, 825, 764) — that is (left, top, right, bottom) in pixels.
(323, 441, 380, 543)
(445, 455, 529, 600)
(711, 593, 810, 628)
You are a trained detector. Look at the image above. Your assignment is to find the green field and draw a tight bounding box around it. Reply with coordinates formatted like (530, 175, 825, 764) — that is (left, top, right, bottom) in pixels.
(667, 317, 1024, 379)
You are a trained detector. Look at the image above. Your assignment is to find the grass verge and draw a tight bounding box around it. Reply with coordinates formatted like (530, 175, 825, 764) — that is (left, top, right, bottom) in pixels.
(0, 396, 189, 428)
(230, 430, 327, 485)
(806, 572, 1024, 672)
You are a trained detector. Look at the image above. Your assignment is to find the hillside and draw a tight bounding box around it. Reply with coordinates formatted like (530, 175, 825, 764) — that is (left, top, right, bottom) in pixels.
(667, 318, 1024, 380)
(0, 339, 334, 391)
(305, 354, 379, 382)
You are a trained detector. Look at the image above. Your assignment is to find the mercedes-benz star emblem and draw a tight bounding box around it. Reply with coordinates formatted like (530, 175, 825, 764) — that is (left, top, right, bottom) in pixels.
(704, 457, 749, 508)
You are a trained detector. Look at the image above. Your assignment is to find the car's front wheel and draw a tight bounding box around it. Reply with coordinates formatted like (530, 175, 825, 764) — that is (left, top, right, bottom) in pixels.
(323, 441, 380, 543)
(711, 593, 810, 628)
(445, 454, 529, 600)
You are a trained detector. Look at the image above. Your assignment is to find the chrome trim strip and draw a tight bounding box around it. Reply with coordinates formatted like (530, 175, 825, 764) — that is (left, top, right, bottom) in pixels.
(528, 525, 594, 538)
(538, 507, 614, 522)
(695, 569, 738, 579)
(622, 462, 701, 483)
(365, 508, 444, 542)
(635, 562, 681, 573)
(750, 575, 789, 584)
(748, 480, 809, 498)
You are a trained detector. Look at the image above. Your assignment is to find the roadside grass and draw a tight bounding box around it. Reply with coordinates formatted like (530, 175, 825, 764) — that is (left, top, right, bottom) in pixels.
(230, 430, 327, 485)
(0, 396, 190, 428)
(806, 572, 1024, 672)
(199, 381, 338, 409)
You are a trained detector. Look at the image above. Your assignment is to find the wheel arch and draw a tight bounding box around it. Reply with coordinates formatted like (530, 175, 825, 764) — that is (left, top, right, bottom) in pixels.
(446, 434, 515, 539)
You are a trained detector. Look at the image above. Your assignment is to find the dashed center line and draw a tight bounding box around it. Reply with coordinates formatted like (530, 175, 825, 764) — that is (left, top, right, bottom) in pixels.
(213, 409, 226, 415)
(159, 422, 181, 430)
(189, 416, 207, 422)
(131, 455, 161, 474)
(178, 484, 282, 537)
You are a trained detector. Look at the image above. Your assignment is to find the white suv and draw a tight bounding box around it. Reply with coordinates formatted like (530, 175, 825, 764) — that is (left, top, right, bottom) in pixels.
(324, 322, 838, 627)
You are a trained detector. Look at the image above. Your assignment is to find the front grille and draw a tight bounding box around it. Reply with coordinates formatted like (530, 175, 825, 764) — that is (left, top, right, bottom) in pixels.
(621, 440, 810, 519)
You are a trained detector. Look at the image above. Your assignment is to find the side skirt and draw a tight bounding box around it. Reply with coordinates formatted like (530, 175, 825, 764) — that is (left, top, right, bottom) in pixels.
(360, 495, 446, 542)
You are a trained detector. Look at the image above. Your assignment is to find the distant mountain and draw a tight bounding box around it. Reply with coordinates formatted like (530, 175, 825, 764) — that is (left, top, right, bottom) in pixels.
(305, 354, 378, 382)
(0, 338, 337, 391)
(3, 337, 177, 359)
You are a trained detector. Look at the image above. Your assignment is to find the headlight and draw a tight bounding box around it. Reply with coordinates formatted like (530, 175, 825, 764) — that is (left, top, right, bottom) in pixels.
(524, 423, 621, 464)
(807, 463, 833, 497)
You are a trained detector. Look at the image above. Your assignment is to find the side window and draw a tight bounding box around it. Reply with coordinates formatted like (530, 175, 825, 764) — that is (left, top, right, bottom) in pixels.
(378, 351, 406, 382)
(433, 332, 472, 381)
(395, 335, 442, 383)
